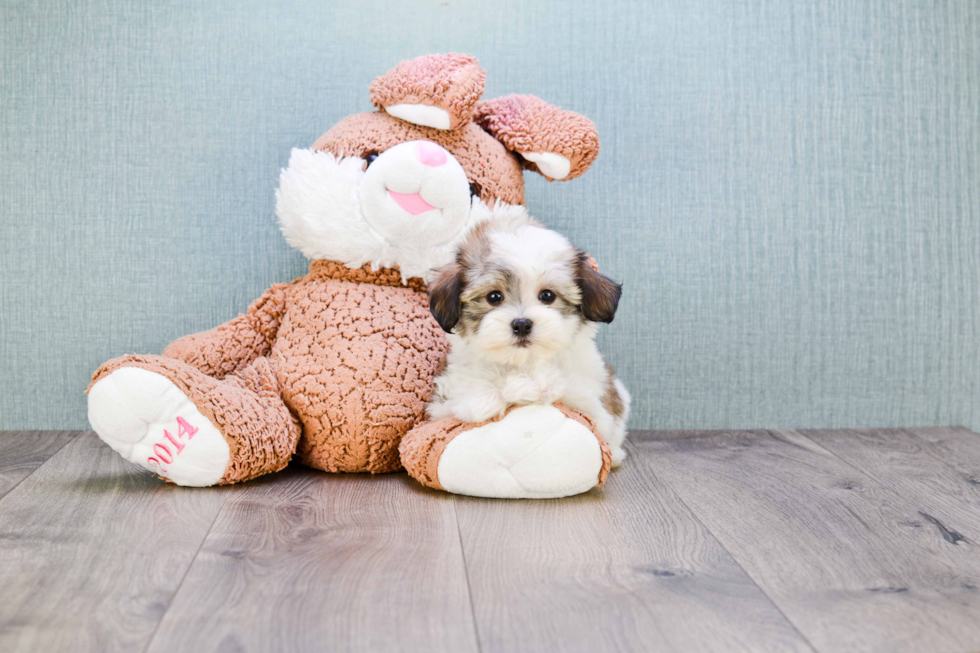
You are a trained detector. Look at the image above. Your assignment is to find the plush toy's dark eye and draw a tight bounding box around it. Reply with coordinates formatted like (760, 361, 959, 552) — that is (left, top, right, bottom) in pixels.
(469, 182, 482, 198)
(487, 291, 504, 305)
(538, 289, 556, 304)
(364, 153, 379, 168)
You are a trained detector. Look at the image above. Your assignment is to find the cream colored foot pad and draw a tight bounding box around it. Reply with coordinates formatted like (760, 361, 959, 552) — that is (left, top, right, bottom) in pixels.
(437, 404, 604, 499)
(88, 367, 229, 486)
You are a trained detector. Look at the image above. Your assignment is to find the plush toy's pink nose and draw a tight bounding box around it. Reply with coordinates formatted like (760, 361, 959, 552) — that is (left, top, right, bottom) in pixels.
(415, 141, 447, 167)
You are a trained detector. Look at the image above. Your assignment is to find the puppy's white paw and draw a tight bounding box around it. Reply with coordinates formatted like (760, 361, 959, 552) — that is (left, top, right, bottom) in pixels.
(437, 404, 604, 499)
(611, 445, 627, 466)
(88, 367, 230, 486)
(436, 389, 509, 424)
(500, 374, 542, 404)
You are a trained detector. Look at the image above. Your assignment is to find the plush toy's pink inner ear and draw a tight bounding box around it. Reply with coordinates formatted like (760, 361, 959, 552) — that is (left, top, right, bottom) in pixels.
(474, 94, 600, 181)
(369, 53, 486, 131)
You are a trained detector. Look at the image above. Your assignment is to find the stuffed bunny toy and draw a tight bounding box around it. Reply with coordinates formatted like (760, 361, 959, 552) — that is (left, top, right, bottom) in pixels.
(87, 53, 612, 498)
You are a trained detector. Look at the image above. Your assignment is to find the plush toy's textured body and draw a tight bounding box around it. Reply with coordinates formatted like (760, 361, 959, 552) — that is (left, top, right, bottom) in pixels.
(275, 262, 444, 473)
(87, 53, 617, 498)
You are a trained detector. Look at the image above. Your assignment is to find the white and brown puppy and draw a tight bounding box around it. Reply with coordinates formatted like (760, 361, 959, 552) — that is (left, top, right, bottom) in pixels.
(427, 214, 631, 464)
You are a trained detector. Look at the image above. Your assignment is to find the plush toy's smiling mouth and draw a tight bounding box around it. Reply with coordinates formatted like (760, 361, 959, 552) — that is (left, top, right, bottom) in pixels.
(387, 189, 436, 216)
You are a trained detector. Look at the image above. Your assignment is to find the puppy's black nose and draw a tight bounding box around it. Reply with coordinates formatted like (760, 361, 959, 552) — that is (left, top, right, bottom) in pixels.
(511, 318, 533, 337)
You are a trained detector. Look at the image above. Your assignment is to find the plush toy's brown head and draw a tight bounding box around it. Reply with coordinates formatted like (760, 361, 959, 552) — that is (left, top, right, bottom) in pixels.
(276, 53, 600, 281)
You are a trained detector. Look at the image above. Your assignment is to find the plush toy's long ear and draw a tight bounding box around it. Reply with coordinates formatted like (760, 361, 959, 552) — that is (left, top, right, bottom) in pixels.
(575, 251, 621, 323)
(428, 262, 465, 333)
(474, 94, 600, 181)
(370, 53, 486, 131)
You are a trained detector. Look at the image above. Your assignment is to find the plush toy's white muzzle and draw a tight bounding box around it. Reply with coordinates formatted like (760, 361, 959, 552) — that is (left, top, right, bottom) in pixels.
(359, 140, 472, 250)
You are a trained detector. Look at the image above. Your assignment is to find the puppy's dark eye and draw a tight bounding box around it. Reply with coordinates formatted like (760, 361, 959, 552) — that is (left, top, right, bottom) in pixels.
(538, 290, 556, 304)
(364, 153, 379, 168)
(487, 291, 504, 305)
(469, 182, 482, 199)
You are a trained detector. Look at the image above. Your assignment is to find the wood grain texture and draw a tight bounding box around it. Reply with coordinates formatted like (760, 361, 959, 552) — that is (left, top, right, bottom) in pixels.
(453, 442, 814, 653)
(636, 429, 980, 653)
(145, 467, 479, 653)
(0, 430, 76, 500)
(6, 428, 980, 652)
(904, 427, 980, 481)
(0, 432, 228, 653)
(805, 428, 980, 543)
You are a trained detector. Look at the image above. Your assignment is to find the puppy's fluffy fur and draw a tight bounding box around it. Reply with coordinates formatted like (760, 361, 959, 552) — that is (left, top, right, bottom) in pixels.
(427, 214, 631, 464)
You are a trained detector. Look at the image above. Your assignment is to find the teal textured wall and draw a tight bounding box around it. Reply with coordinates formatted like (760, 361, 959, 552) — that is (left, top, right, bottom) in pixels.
(2, 0, 979, 431)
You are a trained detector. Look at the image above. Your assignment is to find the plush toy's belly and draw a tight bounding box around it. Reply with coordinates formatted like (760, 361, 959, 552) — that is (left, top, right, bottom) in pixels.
(271, 276, 447, 473)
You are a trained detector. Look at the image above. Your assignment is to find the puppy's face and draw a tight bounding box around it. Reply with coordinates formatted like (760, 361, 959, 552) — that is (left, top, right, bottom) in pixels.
(429, 218, 622, 365)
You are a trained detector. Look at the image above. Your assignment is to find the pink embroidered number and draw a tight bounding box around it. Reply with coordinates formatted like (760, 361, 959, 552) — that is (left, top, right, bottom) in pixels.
(146, 417, 200, 475)
(152, 443, 173, 464)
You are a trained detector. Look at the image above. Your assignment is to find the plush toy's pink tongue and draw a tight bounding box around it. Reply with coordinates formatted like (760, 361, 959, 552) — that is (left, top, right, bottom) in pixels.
(388, 189, 436, 216)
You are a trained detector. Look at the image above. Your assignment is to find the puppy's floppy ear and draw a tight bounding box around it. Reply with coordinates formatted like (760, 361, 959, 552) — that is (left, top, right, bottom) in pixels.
(575, 252, 622, 323)
(429, 262, 465, 333)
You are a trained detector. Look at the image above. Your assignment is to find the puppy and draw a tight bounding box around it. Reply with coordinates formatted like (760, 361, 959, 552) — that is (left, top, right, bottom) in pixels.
(427, 214, 631, 465)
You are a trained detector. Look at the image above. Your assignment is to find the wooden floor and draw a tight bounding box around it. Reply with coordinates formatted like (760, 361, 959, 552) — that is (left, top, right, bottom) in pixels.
(2, 428, 980, 652)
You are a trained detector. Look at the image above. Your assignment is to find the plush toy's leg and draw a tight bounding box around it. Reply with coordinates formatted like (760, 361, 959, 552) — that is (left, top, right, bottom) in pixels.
(399, 403, 612, 499)
(87, 355, 300, 486)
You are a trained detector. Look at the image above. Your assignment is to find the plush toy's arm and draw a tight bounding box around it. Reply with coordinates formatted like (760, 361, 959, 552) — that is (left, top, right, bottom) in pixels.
(162, 282, 292, 379)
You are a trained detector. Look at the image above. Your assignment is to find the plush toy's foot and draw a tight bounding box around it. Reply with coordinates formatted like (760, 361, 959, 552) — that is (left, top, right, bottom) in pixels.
(87, 355, 301, 486)
(399, 403, 612, 499)
(88, 367, 231, 486)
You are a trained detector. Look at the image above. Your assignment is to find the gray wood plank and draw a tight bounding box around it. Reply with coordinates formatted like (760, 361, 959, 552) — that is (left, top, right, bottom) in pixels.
(0, 431, 228, 653)
(145, 468, 479, 653)
(904, 427, 980, 481)
(635, 429, 980, 653)
(804, 428, 980, 543)
(0, 431, 76, 500)
(454, 442, 815, 653)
